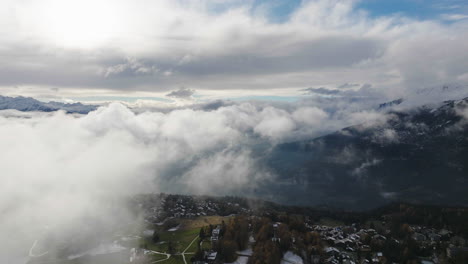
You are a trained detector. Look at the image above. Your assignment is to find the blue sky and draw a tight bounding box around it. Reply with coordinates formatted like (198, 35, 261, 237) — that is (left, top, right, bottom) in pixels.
(247, 0, 468, 23)
(356, 0, 468, 21)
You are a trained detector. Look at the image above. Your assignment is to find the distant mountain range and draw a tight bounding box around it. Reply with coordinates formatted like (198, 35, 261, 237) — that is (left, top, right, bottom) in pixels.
(0, 95, 97, 114)
(384, 83, 468, 110)
(263, 97, 468, 210)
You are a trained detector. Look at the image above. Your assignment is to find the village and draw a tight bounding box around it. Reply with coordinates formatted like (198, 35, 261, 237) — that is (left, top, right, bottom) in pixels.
(24, 194, 468, 264)
(134, 194, 468, 264)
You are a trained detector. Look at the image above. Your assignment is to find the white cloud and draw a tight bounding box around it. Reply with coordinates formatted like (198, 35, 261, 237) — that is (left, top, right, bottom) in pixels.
(352, 159, 382, 180)
(101, 58, 159, 78)
(348, 110, 392, 128)
(166, 87, 195, 99)
(292, 106, 328, 126)
(180, 149, 270, 195)
(2, 101, 359, 262)
(253, 107, 296, 140)
(0, 0, 466, 98)
(372, 128, 399, 144)
(440, 13, 468, 21)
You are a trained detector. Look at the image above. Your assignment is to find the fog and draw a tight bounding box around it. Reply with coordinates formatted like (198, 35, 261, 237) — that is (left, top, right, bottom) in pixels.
(0, 99, 369, 263)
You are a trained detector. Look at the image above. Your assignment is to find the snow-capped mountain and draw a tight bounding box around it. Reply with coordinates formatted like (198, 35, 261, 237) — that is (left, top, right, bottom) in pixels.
(0, 95, 97, 114)
(377, 83, 468, 112)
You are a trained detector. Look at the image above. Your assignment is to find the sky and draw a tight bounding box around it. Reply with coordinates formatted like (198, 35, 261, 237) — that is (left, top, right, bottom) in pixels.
(0, 0, 467, 104)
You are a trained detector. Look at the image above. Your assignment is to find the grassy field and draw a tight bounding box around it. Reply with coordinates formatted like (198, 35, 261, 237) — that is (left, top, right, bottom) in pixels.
(30, 216, 228, 264)
(178, 215, 232, 230)
(200, 240, 212, 251)
(161, 255, 185, 264)
(139, 215, 232, 263)
(186, 237, 201, 253)
(144, 228, 199, 253)
(147, 253, 169, 262)
(143, 215, 231, 252)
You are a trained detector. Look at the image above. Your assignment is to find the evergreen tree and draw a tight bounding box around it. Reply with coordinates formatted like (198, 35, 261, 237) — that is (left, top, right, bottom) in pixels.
(199, 227, 205, 239)
(152, 232, 160, 243)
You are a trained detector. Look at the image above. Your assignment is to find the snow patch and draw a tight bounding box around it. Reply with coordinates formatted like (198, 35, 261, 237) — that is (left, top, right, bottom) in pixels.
(236, 248, 253, 256)
(167, 225, 180, 232)
(281, 251, 303, 264)
(225, 256, 249, 264)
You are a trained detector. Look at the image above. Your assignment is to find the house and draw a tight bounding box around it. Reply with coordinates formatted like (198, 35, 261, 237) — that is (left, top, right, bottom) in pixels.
(324, 256, 339, 264)
(211, 226, 221, 242)
(324, 247, 340, 257)
(206, 251, 218, 263)
(360, 245, 371, 252)
(334, 239, 346, 248)
(412, 233, 426, 242)
(345, 246, 355, 252)
(372, 235, 387, 241)
(427, 233, 441, 242)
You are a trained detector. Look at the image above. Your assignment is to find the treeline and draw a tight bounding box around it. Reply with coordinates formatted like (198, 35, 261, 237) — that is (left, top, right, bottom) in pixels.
(249, 214, 325, 264)
(215, 216, 249, 262)
(193, 216, 250, 263)
(372, 203, 468, 237)
(138, 193, 468, 233)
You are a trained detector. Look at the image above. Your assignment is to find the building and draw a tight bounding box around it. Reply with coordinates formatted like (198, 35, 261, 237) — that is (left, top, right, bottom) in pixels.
(211, 226, 221, 245)
(205, 250, 218, 263)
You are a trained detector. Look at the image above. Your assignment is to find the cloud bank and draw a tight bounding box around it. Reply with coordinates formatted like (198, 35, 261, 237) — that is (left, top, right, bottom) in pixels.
(0, 99, 359, 263)
(2, 89, 414, 260)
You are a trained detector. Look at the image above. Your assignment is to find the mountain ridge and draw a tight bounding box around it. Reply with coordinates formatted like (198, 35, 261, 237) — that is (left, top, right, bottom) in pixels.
(264, 97, 468, 210)
(0, 95, 97, 114)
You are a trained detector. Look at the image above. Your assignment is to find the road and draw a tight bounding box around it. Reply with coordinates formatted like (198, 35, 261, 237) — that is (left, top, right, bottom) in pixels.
(29, 239, 49, 258)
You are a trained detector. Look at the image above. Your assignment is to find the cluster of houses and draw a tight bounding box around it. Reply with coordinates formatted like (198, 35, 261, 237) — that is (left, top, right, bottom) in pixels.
(137, 195, 468, 264)
(309, 223, 468, 264)
(192, 221, 468, 264)
(313, 225, 384, 264)
(410, 226, 452, 243)
(140, 194, 251, 223)
(409, 225, 468, 262)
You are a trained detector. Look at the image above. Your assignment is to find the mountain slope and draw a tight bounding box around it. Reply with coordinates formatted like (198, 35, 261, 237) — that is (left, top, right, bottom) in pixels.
(0, 95, 97, 114)
(264, 97, 468, 210)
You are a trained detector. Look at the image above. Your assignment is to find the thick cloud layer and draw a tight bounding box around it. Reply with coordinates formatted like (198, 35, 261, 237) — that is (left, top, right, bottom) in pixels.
(0, 100, 358, 263)
(1, 91, 409, 260)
